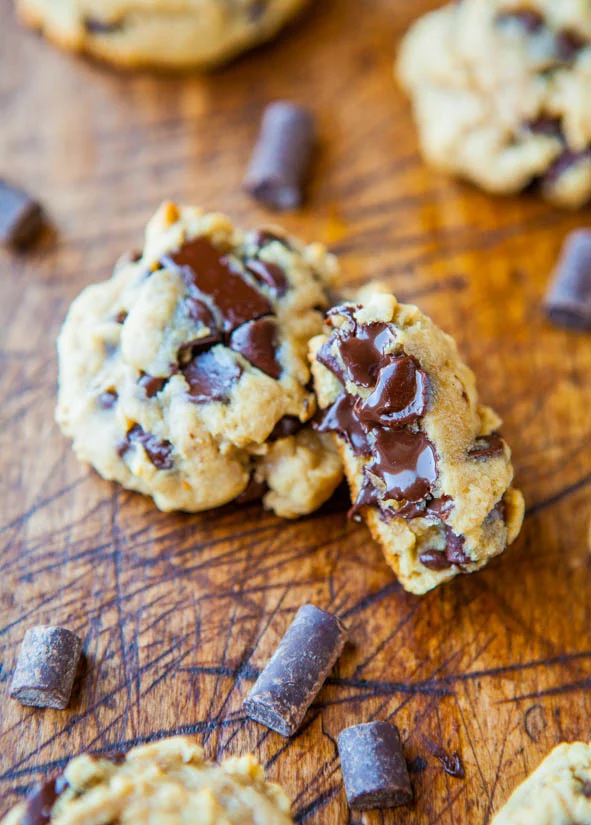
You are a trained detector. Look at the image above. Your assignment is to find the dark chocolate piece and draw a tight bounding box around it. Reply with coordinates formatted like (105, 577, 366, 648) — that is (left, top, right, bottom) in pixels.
(356, 356, 428, 427)
(118, 424, 174, 471)
(244, 102, 315, 211)
(555, 29, 587, 62)
(269, 415, 304, 440)
(98, 389, 118, 410)
(315, 394, 372, 457)
(22, 776, 69, 825)
(250, 229, 292, 250)
(545, 229, 591, 331)
(184, 295, 218, 328)
(182, 349, 242, 403)
(528, 116, 563, 139)
(496, 9, 544, 33)
(468, 432, 505, 460)
(84, 17, 124, 33)
(445, 527, 471, 566)
(114, 310, 128, 324)
(229, 316, 281, 378)
(317, 322, 396, 388)
(422, 736, 466, 779)
(366, 429, 437, 503)
(0, 180, 44, 249)
(235, 474, 268, 504)
(418, 550, 453, 571)
(10, 626, 82, 710)
(246, 259, 289, 297)
(138, 374, 168, 398)
(543, 148, 591, 189)
(243, 604, 348, 737)
(338, 721, 413, 810)
(163, 237, 272, 334)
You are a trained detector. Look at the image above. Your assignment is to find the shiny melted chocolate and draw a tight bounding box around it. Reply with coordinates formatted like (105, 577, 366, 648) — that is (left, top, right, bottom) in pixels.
(356, 356, 428, 427)
(366, 429, 437, 503)
(317, 322, 395, 387)
(316, 394, 372, 457)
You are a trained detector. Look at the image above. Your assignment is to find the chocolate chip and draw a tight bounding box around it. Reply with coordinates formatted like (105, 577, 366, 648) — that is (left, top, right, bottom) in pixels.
(84, 17, 124, 34)
(163, 237, 272, 334)
(445, 527, 471, 566)
(555, 29, 587, 62)
(98, 389, 118, 410)
(246, 259, 289, 297)
(355, 356, 429, 427)
(0, 180, 45, 249)
(496, 9, 544, 33)
(114, 310, 128, 324)
(419, 550, 452, 571)
(21, 776, 69, 825)
(318, 322, 396, 388)
(243, 604, 348, 737)
(235, 473, 268, 504)
(244, 102, 315, 211)
(138, 374, 168, 398)
(338, 722, 413, 810)
(177, 333, 222, 366)
(182, 349, 242, 403)
(184, 295, 218, 328)
(542, 148, 591, 189)
(528, 116, 564, 139)
(268, 415, 304, 440)
(315, 393, 372, 457)
(229, 316, 281, 379)
(422, 736, 465, 779)
(119, 424, 174, 470)
(468, 432, 505, 460)
(366, 429, 438, 503)
(545, 229, 591, 331)
(10, 626, 82, 710)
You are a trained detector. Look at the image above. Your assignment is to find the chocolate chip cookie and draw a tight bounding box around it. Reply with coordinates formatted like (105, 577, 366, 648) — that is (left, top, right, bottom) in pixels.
(56, 202, 343, 519)
(16, 0, 311, 69)
(1, 737, 293, 825)
(398, 0, 591, 208)
(310, 285, 524, 595)
(491, 742, 591, 825)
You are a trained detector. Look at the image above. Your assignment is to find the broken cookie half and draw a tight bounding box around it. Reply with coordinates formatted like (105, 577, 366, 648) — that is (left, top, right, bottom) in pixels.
(309, 285, 524, 595)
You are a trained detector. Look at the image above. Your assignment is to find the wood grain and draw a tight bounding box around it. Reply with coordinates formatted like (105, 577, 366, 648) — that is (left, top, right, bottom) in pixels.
(1, 0, 590, 822)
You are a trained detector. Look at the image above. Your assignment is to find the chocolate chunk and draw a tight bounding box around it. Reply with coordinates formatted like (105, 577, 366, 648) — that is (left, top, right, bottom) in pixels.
(528, 117, 563, 139)
(338, 722, 413, 810)
(468, 432, 505, 460)
(318, 322, 396, 388)
(98, 389, 118, 410)
(367, 429, 437, 503)
(10, 626, 82, 710)
(163, 237, 272, 334)
(246, 259, 289, 297)
(114, 310, 128, 324)
(356, 356, 428, 427)
(243, 604, 348, 737)
(422, 736, 465, 779)
(545, 229, 591, 331)
(235, 474, 268, 504)
(244, 102, 315, 211)
(183, 349, 243, 403)
(22, 776, 69, 825)
(445, 527, 471, 566)
(229, 316, 281, 379)
(177, 332, 222, 366)
(119, 424, 174, 470)
(581, 780, 591, 798)
(138, 374, 168, 398)
(269, 415, 304, 440)
(543, 148, 591, 189)
(0, 180, 44, 248)
(419, 550, 452, 571)
(315, 394, 372, 457)
(496, 9, 544, 33)
(555, 29, 587, 62)
(251, 229, 292, 251)
(84, 17, 124, 33)
(184, 295, 218, 328)
(348, 474, 380, 521)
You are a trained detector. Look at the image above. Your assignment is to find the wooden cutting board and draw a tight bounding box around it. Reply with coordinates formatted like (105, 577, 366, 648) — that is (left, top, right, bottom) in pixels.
(1, 1, 590, 822)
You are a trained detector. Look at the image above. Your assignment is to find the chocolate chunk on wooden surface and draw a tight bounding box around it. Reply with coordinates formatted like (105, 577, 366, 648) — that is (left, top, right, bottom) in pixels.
(10, 626, 82, 709)
(338, 721, 412, 810)
(243, 604, 347, 736)
(244, 102, 315, 211)
(545, 229, 591, 331)
(0, 180, 45, 248)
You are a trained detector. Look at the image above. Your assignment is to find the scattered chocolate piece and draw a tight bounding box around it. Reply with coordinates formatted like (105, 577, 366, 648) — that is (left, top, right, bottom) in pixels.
(0, 180, 45, 249)
(243, 604, 348, 737)
(545, 229, 591, 331)
(229, 316, 281, 378)
(98, 389, 118, 410)
(138, 373, 168, 398)
(244, 102, 315, 211)
(183, 349, 243, 403)
(118, 424, 174, 470)
(422, 736, 465, 779)
(338, 721, 413, 810)
(21, 775, 69, 825)
(10, 626, 82, 710)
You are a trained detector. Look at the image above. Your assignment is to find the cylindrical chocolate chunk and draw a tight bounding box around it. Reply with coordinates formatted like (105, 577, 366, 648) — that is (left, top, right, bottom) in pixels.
(243, 604, 347, 737)
(10, 626, 83, 710)
(338, 721, 413, 810)
(244, 102, 315, 211)
(545, 229, 591, 331)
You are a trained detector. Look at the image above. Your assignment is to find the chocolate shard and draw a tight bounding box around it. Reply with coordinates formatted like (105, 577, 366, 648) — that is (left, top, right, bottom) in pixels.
(229, 316, 282, 379)
(243, 604, 348, 737)
(21, 775, 69, 825)
(338, 721, 413, 810)
(10, 626, 82, 710)
(545, 229, 591, 331)
(244, 102, 315, 211)
(0, 180, 45, 249)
